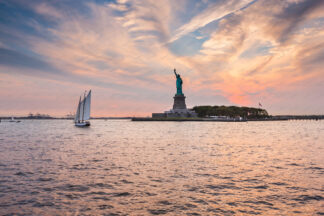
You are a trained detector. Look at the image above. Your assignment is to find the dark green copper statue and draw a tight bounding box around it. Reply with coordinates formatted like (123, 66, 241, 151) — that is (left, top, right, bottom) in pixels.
(174, 68, 183, 95)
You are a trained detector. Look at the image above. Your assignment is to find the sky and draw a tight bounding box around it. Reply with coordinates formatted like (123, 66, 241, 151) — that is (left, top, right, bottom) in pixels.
(0, 0, 324, 117)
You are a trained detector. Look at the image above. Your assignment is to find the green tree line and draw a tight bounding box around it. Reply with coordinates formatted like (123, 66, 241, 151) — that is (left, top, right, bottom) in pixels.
(192, 105, 269, 119)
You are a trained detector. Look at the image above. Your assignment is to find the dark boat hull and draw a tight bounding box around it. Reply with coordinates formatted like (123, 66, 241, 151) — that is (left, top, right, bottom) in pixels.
(75, 121, 90, 127)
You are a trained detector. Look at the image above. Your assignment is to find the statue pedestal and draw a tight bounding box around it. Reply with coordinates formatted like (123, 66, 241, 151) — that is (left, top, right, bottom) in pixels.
(162, 93, 197, 118)
(173, 94, 187, 109)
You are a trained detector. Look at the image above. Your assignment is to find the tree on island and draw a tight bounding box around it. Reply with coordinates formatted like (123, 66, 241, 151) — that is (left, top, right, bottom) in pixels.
(27, 113, 53, 119)
(192, 105, 269, 119)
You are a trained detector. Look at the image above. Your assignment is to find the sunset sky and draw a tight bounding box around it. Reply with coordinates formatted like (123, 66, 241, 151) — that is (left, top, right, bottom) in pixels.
(0, 0, 323, 117)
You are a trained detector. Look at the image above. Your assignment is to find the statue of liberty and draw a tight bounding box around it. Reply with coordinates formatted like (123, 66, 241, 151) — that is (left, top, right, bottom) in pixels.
(174, 68, 183, 95)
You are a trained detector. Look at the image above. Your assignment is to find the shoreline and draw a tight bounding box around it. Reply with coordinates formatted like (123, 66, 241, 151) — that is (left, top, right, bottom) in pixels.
(1, 116, 323, 121)
(131, 116, 324, 121)
(131, 117, 291, 122)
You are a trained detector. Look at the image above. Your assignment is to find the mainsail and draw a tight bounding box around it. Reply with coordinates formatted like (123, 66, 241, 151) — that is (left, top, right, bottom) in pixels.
(83, 90, 91, 120)
(75, 96, 81, 123)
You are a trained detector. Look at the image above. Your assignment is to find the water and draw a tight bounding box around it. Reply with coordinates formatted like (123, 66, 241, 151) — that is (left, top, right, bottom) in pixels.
(0, 120, 323, 215)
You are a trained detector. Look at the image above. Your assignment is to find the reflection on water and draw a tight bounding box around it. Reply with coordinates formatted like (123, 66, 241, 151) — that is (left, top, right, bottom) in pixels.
(0, 120, 323, 215)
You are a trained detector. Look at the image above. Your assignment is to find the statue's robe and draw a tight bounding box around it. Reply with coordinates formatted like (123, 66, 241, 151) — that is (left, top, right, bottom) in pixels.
(176, 76, 183, 95)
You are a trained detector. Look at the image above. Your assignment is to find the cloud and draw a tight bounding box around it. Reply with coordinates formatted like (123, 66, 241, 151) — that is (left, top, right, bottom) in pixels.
(110, 0, 172, 43)
(0, 47, 59, 74)
(269, 0, 324, 42)
(34, 2, 63, 19)
(169, 0, 254, 43)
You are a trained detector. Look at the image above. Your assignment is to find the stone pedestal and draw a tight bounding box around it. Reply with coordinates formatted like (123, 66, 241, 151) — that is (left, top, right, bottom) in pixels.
(173, 94, 187, 109)
(152, 93, 197, 118)
(164, 93, 197, 118)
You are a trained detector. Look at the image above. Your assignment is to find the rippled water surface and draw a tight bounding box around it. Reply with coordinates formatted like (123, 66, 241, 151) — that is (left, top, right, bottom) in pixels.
(0, 120, 323, 215)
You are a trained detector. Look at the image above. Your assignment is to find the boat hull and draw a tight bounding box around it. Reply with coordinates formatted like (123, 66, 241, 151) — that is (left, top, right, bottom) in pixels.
(75, 121, 90, 127)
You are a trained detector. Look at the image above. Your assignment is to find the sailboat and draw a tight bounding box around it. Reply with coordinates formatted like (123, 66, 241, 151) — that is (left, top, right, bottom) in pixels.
(9, 117, 20, 123)
(75, 90, 91, 127)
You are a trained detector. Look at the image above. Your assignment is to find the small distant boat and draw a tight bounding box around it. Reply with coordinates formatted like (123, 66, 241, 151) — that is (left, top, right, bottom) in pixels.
(75, 90, 91, 127)
(9, 117, 21, 123)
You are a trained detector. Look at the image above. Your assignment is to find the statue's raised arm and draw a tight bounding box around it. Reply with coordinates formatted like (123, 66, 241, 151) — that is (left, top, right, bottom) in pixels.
(174, 68, 177, 77)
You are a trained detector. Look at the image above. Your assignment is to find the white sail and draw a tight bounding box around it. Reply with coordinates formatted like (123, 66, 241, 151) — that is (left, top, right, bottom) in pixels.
(75, 96, 81, 122)
(83, 90, 91, 120)
(80, 98, 84, 121)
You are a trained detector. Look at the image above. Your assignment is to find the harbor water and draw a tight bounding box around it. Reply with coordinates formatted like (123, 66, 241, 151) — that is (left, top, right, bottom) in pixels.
(0, 120, 323, 215)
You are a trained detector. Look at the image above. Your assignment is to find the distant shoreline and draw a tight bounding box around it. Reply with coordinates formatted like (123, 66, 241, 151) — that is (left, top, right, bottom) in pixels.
(0, 116, 323, 121)
(0, 117, 132, 120)
(131, 116, 324, 122)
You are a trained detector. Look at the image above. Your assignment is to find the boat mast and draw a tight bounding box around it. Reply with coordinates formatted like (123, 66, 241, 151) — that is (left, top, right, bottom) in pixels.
(82, 91, 86, 122)
(78, 96, 81, 123)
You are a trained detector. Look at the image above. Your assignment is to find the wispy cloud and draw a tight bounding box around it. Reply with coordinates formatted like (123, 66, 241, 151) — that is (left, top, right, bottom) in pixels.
(0, 47, 59, 73)
(34, 2, 63, 20)
(169, 0, 254, 43)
